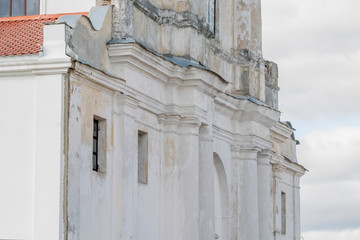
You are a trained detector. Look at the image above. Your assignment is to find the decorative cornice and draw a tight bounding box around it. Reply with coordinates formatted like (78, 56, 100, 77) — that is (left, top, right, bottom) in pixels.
(74, 61, 211, 127)
(115, 94, 140, 118)
(271, 157, 307, 176)
(214, 92, 280, 130)
(0, 55, 71, 77)
(157, 114, 201, 136)
(230, 134, 272, 162)
(108, 43, 227, 95)
(213, 125, 233, 144)
(73, 61, 165, 116)
(258, 149, 275, 165)
(235, 134, 272, 151)
(238, 149, 259, 161)
(270, 121, 294, 143)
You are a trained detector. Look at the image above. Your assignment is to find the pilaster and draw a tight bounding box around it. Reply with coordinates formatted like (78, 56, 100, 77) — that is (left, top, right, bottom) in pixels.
(258, 149, 275, 240)
(113, 94, 139, 240)
(293, 173, 302, 240)
(230, 145, 241, 240)
(158, 115, 201, 240)
(238, 148, 260, 240)
(178, 118, 201, 240)
(199, 125, 215, 240)
(271, 163, 287, 237)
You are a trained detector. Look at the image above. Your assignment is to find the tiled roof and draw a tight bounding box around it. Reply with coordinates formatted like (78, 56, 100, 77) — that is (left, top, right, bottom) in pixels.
(0, 13, 88, 57)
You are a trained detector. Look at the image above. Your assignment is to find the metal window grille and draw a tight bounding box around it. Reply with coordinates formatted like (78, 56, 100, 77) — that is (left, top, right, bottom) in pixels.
(93, 119, 99, 171)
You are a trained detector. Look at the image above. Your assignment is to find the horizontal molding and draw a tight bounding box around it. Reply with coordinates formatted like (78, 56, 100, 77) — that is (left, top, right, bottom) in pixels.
(0, 55, 71, 77)
(271, 121, 294, 143)
(108, 42, 228, 96)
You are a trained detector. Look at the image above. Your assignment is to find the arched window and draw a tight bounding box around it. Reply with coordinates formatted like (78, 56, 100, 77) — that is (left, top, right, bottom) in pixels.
(0, 0, 39, 18)
(213, 153, 229, 240)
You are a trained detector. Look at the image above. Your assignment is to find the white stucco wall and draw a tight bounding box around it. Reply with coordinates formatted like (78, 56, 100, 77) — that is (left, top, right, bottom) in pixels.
(0, 77, 36, 239)
(41, 0, 95, 14)
(0, 74, 64, 239)
(0, 24, 71, 240)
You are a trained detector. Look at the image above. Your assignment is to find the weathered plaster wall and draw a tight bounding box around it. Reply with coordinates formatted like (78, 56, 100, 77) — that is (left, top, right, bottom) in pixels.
(67, 73, 114, 240)
(54, 1, 304, 240)
(60, 1, 278, 105)
(65, 45, 305, 240)
(108, 0, 271, 103)
(271, 166, 302, 240)
(57, 5, 113, 71)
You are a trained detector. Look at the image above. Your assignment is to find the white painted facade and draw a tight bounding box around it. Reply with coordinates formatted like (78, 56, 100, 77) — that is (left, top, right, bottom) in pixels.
(0, 24, 71, 240)
(40, 0, 95, 15)
(0, 1, 306, 240)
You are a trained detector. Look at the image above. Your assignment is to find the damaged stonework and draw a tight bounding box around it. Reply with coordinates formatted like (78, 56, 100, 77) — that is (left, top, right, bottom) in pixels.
(55, 1, 306, 239)
(109, 0, 272, 105)
(112, 0, 215, 39)
(57, 5, 113, 71)
(64, 45, 306, 239)
(58, 0, 278, 109)
(265, 61, 279, 109)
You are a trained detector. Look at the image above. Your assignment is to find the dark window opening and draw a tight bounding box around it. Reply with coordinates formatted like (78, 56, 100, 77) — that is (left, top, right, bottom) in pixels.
(208, 0, 216, 36)
(138, 130, 148, 184)
(93, 119, 99, 171)
(0, 0, 39, 18)
(213, 0, 217, 35)
(281, 191, 286, 234)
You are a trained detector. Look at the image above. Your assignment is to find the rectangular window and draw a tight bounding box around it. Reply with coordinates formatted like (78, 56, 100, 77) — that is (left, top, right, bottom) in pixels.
(92, 117, 106, 172)
(208, 0, 216, 35)
(11, 0, 25, 16)
(0, 0, 39, 18)
(26, 0, 39, 15)
(281, 191, 286, 234)
(138, 130, 148, 184)
(93, 119, 99, 171)
(0, 1, 10, 17)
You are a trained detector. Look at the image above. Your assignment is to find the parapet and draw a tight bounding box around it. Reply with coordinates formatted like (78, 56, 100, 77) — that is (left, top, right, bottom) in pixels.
(59, 1, 280, 110)
(109, 0, 279, 108)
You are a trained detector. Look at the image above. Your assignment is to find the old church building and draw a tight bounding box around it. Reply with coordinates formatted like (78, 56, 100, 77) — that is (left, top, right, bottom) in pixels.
(0, 0, 306, 240)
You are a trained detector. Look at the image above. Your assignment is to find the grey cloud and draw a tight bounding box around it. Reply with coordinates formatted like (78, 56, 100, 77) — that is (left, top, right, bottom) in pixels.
(302, 229, 360, 240)
(298, 127, 360, 184)
(262, 0, 360, 235)
(262, 0, 360, 122)
(263, 0, 360, 58)
(301, 181, 360, 231)
(298, 127, 360, 231)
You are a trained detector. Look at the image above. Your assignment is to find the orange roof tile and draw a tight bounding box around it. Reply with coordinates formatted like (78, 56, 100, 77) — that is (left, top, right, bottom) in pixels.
(0, 12, 88, 57)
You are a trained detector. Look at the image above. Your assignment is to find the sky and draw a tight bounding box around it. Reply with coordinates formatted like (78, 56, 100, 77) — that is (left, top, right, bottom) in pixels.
(262, 0, 360, 239)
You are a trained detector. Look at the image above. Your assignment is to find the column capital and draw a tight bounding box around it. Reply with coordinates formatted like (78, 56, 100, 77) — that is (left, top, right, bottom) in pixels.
(199, 124, 213, 141)
(272, 163, 287, 178)
(234, 135, 272, 152)
(115, 93, 139, 117)
(231, 147, 260, 161)
(239, 148, 259, 161)
(257, 149, 275, 166)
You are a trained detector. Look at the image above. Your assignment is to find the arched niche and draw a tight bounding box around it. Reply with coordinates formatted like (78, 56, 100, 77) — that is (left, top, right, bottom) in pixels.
(213, 152, 229, 240)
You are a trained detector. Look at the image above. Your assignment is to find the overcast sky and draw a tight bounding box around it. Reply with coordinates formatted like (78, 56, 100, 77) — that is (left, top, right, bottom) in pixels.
(262, 0, 360, 239)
